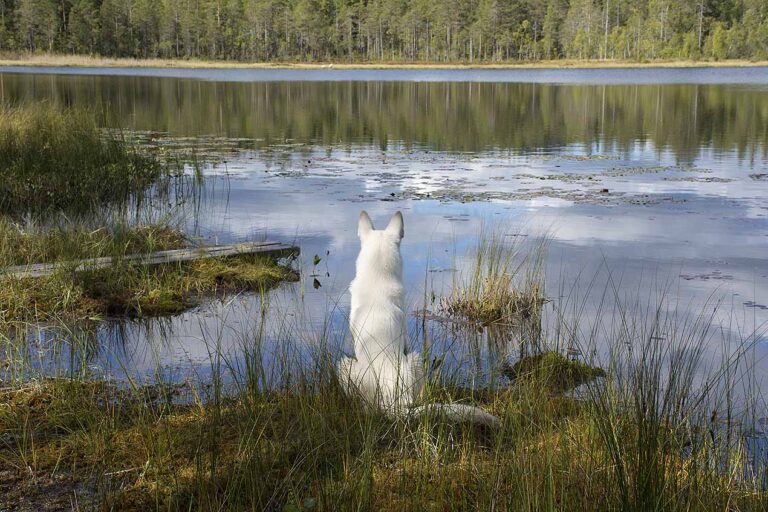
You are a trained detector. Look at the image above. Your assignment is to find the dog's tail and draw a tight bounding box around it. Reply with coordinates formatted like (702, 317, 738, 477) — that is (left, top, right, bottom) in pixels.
(409, 403, 500, 427)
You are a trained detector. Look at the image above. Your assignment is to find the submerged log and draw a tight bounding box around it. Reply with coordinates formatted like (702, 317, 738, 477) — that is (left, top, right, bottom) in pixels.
(0, 241, 299, 279)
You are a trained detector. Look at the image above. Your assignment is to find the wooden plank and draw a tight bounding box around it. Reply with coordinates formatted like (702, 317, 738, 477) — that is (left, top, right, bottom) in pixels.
(0, 241, 299, 279)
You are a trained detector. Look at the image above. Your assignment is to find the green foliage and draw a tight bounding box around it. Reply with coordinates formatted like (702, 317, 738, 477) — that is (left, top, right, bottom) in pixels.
(502, 351, 606, 393)
(0, 0, 766, 61)
(68, 0, 100, 54)
(0, 104, 164, 215)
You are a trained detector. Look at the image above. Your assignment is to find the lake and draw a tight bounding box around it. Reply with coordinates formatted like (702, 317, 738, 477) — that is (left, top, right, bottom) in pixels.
(1, 66, 767, 403)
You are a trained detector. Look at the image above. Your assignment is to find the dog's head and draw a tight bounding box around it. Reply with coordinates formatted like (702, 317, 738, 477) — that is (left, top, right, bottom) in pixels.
(357, 211, 404, 248)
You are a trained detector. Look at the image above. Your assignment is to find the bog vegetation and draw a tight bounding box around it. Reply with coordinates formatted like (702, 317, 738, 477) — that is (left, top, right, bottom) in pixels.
(1, 276, 765, 510)
(0, 104, 297, 322)
(0, 221, 297, 321)
(0, 103, 766, 511)
(1, 0, 767, 62)
(441, 229, 547, 325)
(0, 104, 163, 214)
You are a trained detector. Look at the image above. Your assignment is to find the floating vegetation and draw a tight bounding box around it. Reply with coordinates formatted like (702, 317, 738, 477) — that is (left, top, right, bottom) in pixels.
(516, 172, 588, 183)
(680, 270, 734, 281)
(399, 184, 694, 206)
(538, 153, 619, 161)
(600, 164, 700, 177)
(663, 176, 733, 183)
(117, 130, 257, 167)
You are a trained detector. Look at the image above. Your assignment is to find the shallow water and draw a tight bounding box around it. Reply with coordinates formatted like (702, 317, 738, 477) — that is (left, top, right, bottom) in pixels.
(1, 67, 767, 402)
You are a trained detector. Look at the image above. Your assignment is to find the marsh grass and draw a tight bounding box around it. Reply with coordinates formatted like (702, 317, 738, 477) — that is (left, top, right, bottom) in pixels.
(441, 229, 547, 326)
(502, 351, 607, 394)
(72, 253, 297, 318)
(0, 110, 296, 322)
(583, 293, 763, 511)
(0, 250, 298, 321)
(1, 291, 766, 511)
(0, 104, 169, 215)
(0, 212, 296, 322)
(0, 217, 187, 267)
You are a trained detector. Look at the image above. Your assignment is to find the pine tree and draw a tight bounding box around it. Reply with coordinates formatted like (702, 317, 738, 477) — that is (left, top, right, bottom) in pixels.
(68, 0, 99, 53)
(0, 0, 764, 62)
(17, 0, 58, 51)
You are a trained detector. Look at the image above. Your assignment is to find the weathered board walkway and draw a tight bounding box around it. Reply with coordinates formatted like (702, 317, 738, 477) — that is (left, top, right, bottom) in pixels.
(0, 241, 299, 279)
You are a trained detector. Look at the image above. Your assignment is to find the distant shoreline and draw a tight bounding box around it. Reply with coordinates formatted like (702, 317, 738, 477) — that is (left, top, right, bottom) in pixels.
(1, 54, 767, 70)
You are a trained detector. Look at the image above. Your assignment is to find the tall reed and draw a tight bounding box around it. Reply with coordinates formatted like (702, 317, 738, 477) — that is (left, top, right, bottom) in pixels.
(441, 227, 547, 327)
(0, 104, 165, 215)
(1, 284, 765, 510)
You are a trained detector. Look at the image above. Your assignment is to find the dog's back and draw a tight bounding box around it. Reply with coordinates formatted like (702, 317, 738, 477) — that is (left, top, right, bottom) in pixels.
(342, 211, 422, 411)
(349, 210, 407, 359)
(339, 211, 499, 427)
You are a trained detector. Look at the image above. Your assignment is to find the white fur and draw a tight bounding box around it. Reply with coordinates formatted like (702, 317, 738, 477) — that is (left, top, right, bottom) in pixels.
(339, 211, 499, 427)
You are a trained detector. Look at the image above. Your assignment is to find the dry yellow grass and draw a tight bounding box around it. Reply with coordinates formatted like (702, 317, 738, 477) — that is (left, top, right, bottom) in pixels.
(1, 53, 767, 70)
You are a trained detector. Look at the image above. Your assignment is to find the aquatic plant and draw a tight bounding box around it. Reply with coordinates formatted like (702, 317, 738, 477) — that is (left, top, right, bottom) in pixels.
(440, 228, 547, 326)
(0, 104, 166, 215)
(501, 351, 606, 393)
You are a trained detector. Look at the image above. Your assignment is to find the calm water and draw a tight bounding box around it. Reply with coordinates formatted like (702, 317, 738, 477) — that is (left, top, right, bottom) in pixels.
(2, 65, 768, 83)
(1, 67, 767, 402)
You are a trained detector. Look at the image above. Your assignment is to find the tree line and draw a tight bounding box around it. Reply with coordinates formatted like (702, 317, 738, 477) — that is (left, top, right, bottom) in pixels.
(1, 0, 767, 62)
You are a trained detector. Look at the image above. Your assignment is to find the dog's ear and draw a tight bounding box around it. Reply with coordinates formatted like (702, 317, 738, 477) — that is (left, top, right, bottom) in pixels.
(358, 211, 374, 239)
(385, 211, 404, 240)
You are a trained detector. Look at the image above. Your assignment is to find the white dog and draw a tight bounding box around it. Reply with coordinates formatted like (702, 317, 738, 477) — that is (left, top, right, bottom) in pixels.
(338, 211, 498, 426)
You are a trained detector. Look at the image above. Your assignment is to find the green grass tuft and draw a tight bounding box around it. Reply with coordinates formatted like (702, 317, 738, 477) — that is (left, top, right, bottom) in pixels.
(441, 229, 547, 326)
(0, 219, 297, 321)
(0, 104, 167, 215)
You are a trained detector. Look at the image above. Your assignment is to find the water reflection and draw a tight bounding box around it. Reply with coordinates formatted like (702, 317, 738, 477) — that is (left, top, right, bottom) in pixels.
(0, 69, 765, 401)
(1, 72, 767, 160)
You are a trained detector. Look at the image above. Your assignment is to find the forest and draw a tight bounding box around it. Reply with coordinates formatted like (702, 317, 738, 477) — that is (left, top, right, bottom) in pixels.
(0, 0, 767, 63)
